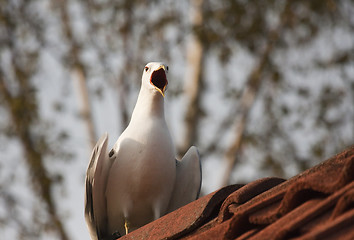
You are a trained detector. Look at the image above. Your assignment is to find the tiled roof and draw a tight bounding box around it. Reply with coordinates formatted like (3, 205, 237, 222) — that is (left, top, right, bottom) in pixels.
(121, 146, 354, 240)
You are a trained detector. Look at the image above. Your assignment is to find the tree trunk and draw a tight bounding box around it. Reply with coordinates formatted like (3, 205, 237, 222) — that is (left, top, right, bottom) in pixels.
(179, 0, 204, 157)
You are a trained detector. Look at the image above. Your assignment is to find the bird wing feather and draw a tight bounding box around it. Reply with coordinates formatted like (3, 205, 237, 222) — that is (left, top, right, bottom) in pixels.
(166, 146, 202, 213)
(85, 133, 110, 240)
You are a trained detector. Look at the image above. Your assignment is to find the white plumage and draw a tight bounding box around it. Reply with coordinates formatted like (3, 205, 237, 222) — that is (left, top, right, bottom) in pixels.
(85, 62, 202, 239)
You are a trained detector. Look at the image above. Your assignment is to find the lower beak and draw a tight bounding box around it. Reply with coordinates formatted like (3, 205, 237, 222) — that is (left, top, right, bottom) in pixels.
(156, 86, 166, 97)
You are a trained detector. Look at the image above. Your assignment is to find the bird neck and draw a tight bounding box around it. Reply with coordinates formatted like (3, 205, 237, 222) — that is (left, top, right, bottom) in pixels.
(130, 87, 165, 122)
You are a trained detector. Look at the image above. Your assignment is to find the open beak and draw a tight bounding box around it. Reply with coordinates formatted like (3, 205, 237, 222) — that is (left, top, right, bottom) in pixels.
(150, 66, 168, 97)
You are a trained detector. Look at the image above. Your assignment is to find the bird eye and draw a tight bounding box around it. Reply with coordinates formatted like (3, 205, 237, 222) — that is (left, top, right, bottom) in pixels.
(144, 66, 149, 72)
(166, 66, 169, 72)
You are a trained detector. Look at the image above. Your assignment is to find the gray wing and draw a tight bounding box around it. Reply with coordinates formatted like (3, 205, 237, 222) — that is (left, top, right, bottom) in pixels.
(166, 146, 202, 213)
(85, 133, 110, 240)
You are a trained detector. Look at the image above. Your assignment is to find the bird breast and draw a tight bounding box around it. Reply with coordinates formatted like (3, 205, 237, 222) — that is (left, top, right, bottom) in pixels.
(106, 118, 176, 219)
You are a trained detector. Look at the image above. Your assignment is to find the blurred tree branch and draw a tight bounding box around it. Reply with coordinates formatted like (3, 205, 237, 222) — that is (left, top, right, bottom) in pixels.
(0, 68, 69, 240)
(0, 1, 70, 238)
(221, 2, 291, 186)
(56, 0, 97, 149)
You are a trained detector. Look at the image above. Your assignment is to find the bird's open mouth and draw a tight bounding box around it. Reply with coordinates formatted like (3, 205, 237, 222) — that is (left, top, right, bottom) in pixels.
(150, 68, 168, 94)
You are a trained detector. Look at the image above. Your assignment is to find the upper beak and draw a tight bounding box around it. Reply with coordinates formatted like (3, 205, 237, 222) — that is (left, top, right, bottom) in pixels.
(150, 65, 168, 97)
(159, 65, 167, 97)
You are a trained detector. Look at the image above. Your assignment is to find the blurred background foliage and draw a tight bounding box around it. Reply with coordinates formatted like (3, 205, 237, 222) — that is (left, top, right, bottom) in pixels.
(0, 0, 353, 239)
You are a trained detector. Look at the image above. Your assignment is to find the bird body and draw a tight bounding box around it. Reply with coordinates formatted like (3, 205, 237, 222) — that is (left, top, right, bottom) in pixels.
(106, 86, 176, 234)
(85, 62, 201, 239)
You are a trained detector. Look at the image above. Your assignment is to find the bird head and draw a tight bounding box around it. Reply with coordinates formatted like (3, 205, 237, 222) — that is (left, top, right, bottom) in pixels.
(142, 62, 169, 97)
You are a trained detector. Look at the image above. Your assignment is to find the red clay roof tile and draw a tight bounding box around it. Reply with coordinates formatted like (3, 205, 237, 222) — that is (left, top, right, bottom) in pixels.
(120, 146, 354, 240)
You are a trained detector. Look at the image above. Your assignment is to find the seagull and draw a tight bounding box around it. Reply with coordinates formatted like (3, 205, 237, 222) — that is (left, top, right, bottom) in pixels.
(85, 62, 202, 240)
